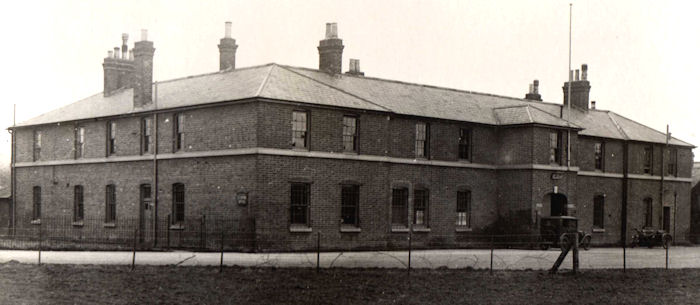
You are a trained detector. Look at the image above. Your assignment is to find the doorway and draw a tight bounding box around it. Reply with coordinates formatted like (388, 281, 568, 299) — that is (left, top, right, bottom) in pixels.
(550, 193, 568, 216)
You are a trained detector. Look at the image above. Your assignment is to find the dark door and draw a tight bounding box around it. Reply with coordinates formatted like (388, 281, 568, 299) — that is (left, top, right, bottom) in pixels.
(139, 184, 153, 243)
(663, 206, 671, 232)
(550, 194, 568, 216)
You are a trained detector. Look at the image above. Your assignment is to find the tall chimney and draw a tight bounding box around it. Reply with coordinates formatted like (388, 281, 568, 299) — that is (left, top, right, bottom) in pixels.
(218, 21, 238, 71)
(103, 33, 135, 96)
(525, 79, 542, 101)
(563, 64, 591, 110)
(318, 22, 344, 74)
(133, 29, 155, 108)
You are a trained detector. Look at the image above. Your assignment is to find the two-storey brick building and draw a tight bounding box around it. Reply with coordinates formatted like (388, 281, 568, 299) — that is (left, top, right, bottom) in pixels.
(8, 23, 695, 250)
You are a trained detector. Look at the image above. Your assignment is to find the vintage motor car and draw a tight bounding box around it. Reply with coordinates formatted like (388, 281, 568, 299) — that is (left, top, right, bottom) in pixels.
(539, 216, 592, 251)
(630, 228, 672, 249)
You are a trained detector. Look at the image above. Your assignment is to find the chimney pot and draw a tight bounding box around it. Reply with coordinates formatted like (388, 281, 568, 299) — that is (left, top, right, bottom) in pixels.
(533, 79, 539, 94)
(128, 50, 133, 60)
(581, 64, 588, 80)
(140, 29, 148, 41)
(575, 69, 580, 81)
(325, 22, 338, 38)
(107, 50, 113, 58)
(114, 47, 120, 59)
(225, 21, 232, 38)
(591, 100, 596, 109)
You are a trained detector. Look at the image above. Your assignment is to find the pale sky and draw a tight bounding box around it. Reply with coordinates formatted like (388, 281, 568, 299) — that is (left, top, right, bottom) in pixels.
(0, 0, 698, 162)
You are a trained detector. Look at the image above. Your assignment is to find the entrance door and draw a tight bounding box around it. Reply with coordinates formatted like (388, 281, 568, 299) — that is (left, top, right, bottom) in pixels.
(550, 194, 568, 216)
(663, 206, 671, 232)
(139, 184, 153, 243)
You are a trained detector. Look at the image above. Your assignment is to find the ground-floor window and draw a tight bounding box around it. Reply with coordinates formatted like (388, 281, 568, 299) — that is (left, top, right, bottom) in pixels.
(413, 189, 429, 226)
(32, 186, 41, 221)
(74, 185, 84, 222)
(105, 184, 116, 223)
(341, 185, 359, 226)
(456, 190, 471, 227)
(593, 195, 604, 229)
(172, 183, 185, 225)
(290, 183, 310, 225)
(391, 188, 408, 227)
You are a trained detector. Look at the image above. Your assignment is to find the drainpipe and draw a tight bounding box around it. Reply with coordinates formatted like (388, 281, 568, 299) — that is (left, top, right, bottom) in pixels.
(153, 82, 159, 246)
(10, 104, 16, 234)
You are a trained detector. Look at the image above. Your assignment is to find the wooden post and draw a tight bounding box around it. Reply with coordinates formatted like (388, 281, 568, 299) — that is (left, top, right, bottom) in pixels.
(549, 235, 571, 274)
(408, 226, 412, 275)
(219, 230, 225, 273)
(37, 222, 42, 266)
(623, 245, 626, 272)
(490, 236, 494, 274)
(316, 231, 320, 273)
(666, 244, 669, 270)
(572, 233, 579, 274)
(131, 229, 137, 271)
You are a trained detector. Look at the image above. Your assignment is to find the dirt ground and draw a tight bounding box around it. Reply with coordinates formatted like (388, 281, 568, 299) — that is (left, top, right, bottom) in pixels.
(0, 263, 698, 305)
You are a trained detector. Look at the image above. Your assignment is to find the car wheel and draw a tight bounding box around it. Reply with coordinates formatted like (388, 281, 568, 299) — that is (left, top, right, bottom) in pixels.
(581, 235, 592, 250)
(559, 234, 570, 252)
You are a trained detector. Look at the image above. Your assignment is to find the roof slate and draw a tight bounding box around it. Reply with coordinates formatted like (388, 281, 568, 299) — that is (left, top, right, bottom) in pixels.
(15, 63, 694, 147)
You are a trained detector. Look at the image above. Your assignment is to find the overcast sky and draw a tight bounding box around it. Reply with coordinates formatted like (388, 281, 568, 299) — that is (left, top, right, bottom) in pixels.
(0, 0, 698, 162)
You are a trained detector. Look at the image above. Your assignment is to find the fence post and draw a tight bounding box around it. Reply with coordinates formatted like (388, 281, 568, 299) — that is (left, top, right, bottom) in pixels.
(407, 227, 412, 275)
(219, 230, 225, 273)
(572, 233, 579, 274)
(665, 244, 669, 270)
(490, 236, 494, 274)
(166, 214, 171, 251)
(316, 231, 320, 273)
(37, 222, 42, 266)
(131, 229, 137, 271)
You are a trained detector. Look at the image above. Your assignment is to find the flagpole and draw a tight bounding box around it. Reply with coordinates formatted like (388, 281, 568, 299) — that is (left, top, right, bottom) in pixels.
(567, 3, 572, 167)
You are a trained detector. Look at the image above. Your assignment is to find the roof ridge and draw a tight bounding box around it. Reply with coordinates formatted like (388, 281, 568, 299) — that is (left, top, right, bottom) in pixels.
(606, 111, 629, 140)
(276, 65, 394, 112)
(255, 64, 275, 96)
(154, 63, 276, 86)
(528, 104, 581, 128)
(524, 106, 534, 123)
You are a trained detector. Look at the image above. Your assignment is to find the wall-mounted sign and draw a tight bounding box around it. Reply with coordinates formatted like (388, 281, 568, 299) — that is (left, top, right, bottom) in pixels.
(551, 172, 564, 180)
(236, 192, 248, 206)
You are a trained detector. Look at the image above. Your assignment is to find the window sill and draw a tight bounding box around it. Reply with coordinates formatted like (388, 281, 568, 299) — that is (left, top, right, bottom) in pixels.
(592, 228, 605, 233)
(340, 226, 361, 233)
(391, 226, 409, 233)
(30, 219, 41, 225)
(289, 225, 312, 233)
(342, 151, 358, 155)
(169, 224, 184, 230)
(103, 222, 116, 228)
(72, 221, 84, 227)
(458, 158, 472, 163)
(413, 226, 431, 233)
(455, 227, 472, 232)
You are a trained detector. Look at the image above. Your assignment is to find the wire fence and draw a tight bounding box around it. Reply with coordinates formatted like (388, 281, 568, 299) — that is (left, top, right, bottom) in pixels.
(0, 216, 697, 272)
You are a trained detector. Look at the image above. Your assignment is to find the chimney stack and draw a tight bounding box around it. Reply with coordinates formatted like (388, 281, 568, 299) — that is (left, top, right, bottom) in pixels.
(563, 64, 591, 110)
(525, 79, 542, 101)
(318, 22, 344, 74)
(218, 21, 238, 71)
(345, 59, 364, 76)
(591, 100, 596, 110)
(103, 33, 135, 96)
(133, 29, 155, 108)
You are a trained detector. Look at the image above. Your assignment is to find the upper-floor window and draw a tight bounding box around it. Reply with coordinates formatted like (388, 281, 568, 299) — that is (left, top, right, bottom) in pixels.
(593, 195, 604, 229)
(391, 188, 408, 228)
(74, 185, 84, 222)
(290, 183, 310, 225)
(340, 184, 359, 227)
(75, 126, 85, 159)
(458, 128, 471, 161)
(549, 131, 562, 165)
(413, 189, 429, 226)
(643, 197, 653, 228)
(415, 122, 429, 158)
(33, 130, 41, 161)
(107, 121, 116, 156)
(292, 111, 308, 149)
(32, 186, 41, 221)
(142, 117, 153, 154)
(456, 190, 471, 227)
(174, 113, 185, 151)
(105, 184, 116, 223)
(594, 142, 604, 171)
(643, 145, 653, 175)
(342, 116, 358, 152)
(172, 183, 185, 225)
(667, 148, 677, 176)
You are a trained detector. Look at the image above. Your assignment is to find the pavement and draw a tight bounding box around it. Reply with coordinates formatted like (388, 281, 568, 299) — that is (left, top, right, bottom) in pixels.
(1, 247, 699, 270)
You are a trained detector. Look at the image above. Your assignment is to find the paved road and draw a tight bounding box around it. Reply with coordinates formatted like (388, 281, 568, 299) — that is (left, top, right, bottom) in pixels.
(0, 247, 698, 270)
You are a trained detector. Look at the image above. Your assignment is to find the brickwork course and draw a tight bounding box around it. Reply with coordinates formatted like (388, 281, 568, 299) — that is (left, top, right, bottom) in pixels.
(7, 23, 696, 251)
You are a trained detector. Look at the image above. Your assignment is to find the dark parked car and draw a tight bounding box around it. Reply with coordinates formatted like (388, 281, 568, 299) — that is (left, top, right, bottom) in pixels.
(630, 228, 672, 249)
(539, 216, 591, 251)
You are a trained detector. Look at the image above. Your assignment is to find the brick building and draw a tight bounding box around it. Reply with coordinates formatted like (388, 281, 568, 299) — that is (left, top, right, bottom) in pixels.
(692, 162, 700, 242)
(7, 23, 695, 250)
